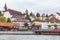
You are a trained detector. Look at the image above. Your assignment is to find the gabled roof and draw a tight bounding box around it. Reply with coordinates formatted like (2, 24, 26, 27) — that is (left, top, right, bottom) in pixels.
(48, 16, 60, 22)
(56, 12, 60, 16)
(49, 14, 53, 17)
(8, 9, 24, 16)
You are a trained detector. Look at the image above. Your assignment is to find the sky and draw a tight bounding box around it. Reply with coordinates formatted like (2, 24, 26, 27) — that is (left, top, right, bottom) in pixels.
(0, 0, 60, 14)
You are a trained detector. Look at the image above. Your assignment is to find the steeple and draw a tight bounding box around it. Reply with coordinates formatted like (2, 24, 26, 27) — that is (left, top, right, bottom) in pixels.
(25, 9, 28, 14)
(4, 3, 8, 12)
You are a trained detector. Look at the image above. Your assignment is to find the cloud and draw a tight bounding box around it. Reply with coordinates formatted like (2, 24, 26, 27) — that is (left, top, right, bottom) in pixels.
(0, 0, 60, 14)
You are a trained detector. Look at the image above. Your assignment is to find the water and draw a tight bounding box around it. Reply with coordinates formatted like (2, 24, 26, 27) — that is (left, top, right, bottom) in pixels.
(0, 35, 60, 40)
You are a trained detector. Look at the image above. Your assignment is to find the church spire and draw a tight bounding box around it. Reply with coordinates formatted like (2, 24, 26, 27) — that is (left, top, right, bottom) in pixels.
(4, 3, 8, 11)
(25, 9, 28, 14)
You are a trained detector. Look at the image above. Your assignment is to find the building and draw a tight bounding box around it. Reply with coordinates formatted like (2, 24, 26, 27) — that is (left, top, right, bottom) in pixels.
(3, 4, 31, 26)
(0, 22, 20, 31)
(32, 12, 60, 29)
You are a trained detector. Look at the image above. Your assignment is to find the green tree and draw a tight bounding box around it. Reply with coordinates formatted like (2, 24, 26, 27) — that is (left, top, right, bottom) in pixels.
(7, 18, 11, 23)
(30, 12, 35, 16)
(36, 12, 40, 17)
(0, 16, 6, 22)
(46, 14, 49, 17)
(48, 24, 51, 28)
(0, 11, 3, 16)
(45, 14, 49, 20)
(30, 12, 33, 16)
(25, 12, 31, 22)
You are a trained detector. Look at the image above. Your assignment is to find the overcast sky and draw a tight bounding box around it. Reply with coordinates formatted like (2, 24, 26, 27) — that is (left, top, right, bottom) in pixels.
(0, 0, 60, 14)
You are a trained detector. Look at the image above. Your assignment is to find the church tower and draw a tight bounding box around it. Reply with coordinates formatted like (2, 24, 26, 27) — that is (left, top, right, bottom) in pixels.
(4, 3, 8, 12)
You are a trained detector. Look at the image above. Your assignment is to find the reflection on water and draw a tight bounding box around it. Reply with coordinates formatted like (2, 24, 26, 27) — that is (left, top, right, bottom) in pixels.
(0, 35, 60, 40)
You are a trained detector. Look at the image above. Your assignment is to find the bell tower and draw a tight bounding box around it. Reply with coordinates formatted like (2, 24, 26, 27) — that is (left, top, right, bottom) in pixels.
(4, 3, 8, 12)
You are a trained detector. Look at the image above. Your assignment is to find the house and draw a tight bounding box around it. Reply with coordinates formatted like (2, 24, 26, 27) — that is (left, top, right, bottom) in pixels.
(32, 13, 60, 29)
(0, 22, 20, 31)
(0, 22, 20, 27)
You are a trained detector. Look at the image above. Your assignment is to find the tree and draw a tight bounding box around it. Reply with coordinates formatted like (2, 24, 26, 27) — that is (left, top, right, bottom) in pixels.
(30, 12, 33, 16)
(48, 24, 51, 28)
(0, 11, 6, 22)
(0, 16, 6, 22)
(7, 18, 11, 23)
(0, 11, 3, 16)
(42, 13, 45, 20)
(45, 14, 49, 20)
(25, 12, 31, 22)
(26, 15, 31, 22)
(24, 9, 31, 22)
(46, 14, 49, 17)
(36, 12, 40, 17)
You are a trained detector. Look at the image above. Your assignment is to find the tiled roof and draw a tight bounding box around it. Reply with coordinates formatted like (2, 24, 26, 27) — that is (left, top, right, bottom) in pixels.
(48, 16, 60, 22)
(7, 9, 29, 22)
(0, 22, 20, 27)
(32, 16, 60, 22)
(49, 14, 54, 17)
(8, 9, 24, 16)
(56, 12, 60, 16)
(13, 18, 29, 22)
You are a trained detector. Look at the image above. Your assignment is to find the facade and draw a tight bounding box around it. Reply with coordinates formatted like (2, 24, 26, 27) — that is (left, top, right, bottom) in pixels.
(32, 13, 60, 29)
(1, 3, 60, 30)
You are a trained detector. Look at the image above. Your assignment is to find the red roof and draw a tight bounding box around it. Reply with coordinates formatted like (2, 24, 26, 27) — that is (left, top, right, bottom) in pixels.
(48, 16, 60, 22)
(56, 12, 60, 16)
(0, 22, 20, 27)
(8, 9, 24, 16)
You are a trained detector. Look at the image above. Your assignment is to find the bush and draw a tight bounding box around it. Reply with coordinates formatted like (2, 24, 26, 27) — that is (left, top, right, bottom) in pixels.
(54, 24, 57, 27)
(48, 24, 51, 27)
(22, 26, 28, 28)
(34, 17, 40, 21)
(0, 11, 3, 16)
(6, 18, 11, 23)
(32, 23, 35, 26)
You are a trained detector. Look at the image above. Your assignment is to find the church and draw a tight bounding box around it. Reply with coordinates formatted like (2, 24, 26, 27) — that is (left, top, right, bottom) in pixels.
(2, 3, 31, 26)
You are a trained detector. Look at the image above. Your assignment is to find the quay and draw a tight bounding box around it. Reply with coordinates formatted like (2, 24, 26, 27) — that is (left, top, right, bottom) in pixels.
(35, 29, 60, 35)
(0, 31, 34, 35)
(0, 30, 60, 35)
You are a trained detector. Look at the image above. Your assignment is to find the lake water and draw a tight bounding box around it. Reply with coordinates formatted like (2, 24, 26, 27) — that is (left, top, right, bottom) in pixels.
(0, 35, 60, 40)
